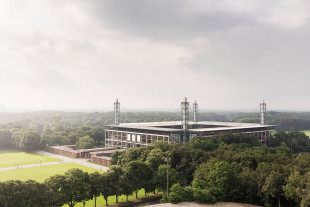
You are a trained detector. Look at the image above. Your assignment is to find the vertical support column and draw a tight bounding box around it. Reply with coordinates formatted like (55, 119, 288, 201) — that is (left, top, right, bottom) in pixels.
(114, 99, 120, 125)
(181, 97, 189, 143)
(260, 100, 266, 125)
(105, 130, 108, 147)
(193, 100, 198, 122)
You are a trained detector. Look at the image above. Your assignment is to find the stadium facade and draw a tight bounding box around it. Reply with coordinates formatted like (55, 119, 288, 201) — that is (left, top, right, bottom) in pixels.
(105, 98, 276, 148)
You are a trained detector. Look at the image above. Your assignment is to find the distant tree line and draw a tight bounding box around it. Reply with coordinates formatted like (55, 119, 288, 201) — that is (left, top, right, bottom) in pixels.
(235, 111, 310, 131)
(1, 110, 310, 151)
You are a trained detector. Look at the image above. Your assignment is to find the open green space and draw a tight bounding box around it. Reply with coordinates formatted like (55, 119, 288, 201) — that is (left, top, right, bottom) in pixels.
(0, 163, 101, 182)
(301, 130, 310, 137)
(0, 150, 58, 168)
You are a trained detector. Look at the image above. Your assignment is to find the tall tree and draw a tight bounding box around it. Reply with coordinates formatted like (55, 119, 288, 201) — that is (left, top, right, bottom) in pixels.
(126, 161, 154, 198)
(154, 164, 179, 193)
(63, 168, 91, 207)
(100, 173, 113, 206)
(11, 129, 41, 151)
(44, 174, 69, 207)
(89, 172, 102, 207)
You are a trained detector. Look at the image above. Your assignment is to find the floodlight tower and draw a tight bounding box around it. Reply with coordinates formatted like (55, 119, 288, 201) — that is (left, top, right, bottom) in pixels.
(114, 99, 120, 125)
(181, 97, 189, 143)
(193, 100, 198, 122)
(260, 100, 266, 125)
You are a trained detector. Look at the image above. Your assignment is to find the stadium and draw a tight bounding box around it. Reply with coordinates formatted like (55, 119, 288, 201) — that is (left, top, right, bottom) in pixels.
(105, 98, 276, 148)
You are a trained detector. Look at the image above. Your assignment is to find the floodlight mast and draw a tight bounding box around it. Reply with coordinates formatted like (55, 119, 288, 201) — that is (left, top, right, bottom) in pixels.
(114, 99, 120, 125)
(193, 100, 198, 122)
(260, 100, 266, 125)
(181, 97, 189, 143)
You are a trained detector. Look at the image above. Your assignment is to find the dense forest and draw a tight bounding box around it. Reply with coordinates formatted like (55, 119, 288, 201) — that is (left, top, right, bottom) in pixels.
(111, 133, 310, 207)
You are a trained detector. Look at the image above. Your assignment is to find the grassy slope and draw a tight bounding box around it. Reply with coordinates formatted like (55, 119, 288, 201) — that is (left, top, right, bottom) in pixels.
(0, 150, 57, 168)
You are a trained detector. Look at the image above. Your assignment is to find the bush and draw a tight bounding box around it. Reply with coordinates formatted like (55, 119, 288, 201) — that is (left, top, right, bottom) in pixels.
(167, 184, 184, 203)
(193, 188, 216, 204)
(161, 184, 194, 204)
(183, 186, 194, 202)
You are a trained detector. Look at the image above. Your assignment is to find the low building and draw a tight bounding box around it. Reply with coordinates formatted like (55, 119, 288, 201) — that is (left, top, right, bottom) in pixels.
(48, 145, 126, 166)
(90, 148, 127, 166)
(48, 145, 114, 158)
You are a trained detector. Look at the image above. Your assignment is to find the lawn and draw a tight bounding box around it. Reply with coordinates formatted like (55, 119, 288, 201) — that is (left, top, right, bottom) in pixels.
(0, 150, 58, 168)
(0, 163, 101, 182)
(0, 150, 157, 207)
(301, 130, 310, 137)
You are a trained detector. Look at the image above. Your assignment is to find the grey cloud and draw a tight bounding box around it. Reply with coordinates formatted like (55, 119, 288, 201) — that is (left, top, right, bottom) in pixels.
(91, 0, 258, 40)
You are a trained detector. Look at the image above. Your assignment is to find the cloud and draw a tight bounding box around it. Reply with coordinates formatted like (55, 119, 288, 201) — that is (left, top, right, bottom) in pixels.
(0, 0, 310, 111)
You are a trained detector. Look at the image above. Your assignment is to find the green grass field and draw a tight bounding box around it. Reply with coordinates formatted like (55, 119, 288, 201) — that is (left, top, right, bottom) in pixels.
(0, 150, 157, 207)
(0, 150, 58, 168)
(0, 163, 101, 182)
(301, 130, 310, 137)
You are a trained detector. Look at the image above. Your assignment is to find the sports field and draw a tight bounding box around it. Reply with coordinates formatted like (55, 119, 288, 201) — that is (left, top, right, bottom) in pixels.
(0, 150, 156, 207)
(0, 150, 58, 168)
(0, 163, 101, 182)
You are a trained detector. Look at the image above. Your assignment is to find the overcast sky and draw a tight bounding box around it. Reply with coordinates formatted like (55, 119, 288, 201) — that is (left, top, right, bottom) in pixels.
(0, 0, 309, 112)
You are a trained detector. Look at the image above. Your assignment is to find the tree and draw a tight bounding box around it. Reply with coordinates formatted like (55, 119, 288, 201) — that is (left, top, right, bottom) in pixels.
(285, 172, 310, 207)
(75, 136, 95, 149)
(154, 164, 179, 193)
(126, 161, 154, 198)
(299, 172, 310, 207)
(193, 161, 235, 201)
(110, 151, 124, 165)
(11, 129, 41, 151)
(119, 171, 135, 201)
(100, 173, 113, 206)
(0, 129, 11, 148)
(88, 126, 105, 145)
(22, 180, 50, 207)
(106, 166, 125, 203)
(238, 167, 260, 204)
(89, 172, 102, 207)
(63, 168, 91, 207)
(145, 148, 165, 171)
(44, 174, 68, 207)
(262, 170, 285, 207)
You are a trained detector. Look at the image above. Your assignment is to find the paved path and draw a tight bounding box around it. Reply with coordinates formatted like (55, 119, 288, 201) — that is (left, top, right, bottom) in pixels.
(0, 161, 63, 171)
(36, 150, 109, 172)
